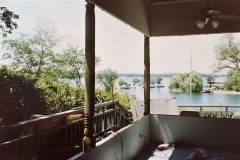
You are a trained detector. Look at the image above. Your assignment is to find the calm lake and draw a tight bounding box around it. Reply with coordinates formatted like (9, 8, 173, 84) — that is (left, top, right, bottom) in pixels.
(118, 77, 240, 105)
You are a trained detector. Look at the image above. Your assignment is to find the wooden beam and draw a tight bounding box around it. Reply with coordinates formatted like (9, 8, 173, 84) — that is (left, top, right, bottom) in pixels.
(83, 2, 96, 152)
(144, 35, 150, 116)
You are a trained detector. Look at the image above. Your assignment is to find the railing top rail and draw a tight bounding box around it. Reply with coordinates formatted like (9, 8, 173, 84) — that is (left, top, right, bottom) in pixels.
(115, 101, 130, 114)
(0, 135, 33, 148)
(178, 104, 240, 107)
(95, 100, 116, 109)
(0, 100, 115, 131)
(0, 107, 84, 131)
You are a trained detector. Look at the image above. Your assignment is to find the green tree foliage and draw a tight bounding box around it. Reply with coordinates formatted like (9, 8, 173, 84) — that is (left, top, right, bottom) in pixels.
(150, 76, 156, 85)
(207, 74, 215, 87)
(95, 88, 112, 103)
(3, 24, 60, 78)
(213, 34, 240, 91)
(185, 72, 203, 92)
(213, 34, 240, 72)
(132, 77, 140, 85)
(1, 24, 136, 120)
(95, 89, 136, 110)
(115, 92, 136, 110)
(149, 75, 162, 85)
(0, 66, 47, 125)
(168, 72, 203, 92)
(118, 79, 128, 86)
(224, 69, 240, 92)
(168, 73, 186, 91)
(96, 69, 118, 92)
(2, 24, 100, 84)
(156, 76, 162, 85)
(0, 65, 135, 120)
(0, 7, 19, 37)
(207, 74, 215, 83)
(36, 75, 85, 113)
(55, 45, 100, 87)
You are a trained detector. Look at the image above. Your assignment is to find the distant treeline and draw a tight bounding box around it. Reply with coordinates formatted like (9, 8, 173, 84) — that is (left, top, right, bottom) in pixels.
(118, 73, 227, 78)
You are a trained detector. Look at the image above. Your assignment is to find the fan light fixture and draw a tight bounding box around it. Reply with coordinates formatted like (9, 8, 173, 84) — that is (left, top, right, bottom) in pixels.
(196, 20, 205, 28)
(196, 18, 219, 28)
(196, 18, 209, 28)
(211, 19, 219, 28)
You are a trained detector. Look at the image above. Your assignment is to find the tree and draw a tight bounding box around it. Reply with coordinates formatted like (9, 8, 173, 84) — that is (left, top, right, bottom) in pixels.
(207, 74, 215, 83)
(3, 24, 60, 78)
(156, 76, 162, 86)
(55, 45, 100, 87)
(168, 73, 185, 91)
(0, 7, 19, 37)
(168, 72, 203, 92)
(150, 76, 156, 85)
(95, 88, 136, 110)
(224, 69, 240, 92)
(114, 92, 136, 110)
(185, 72, 203, 92)
(118, 79, 128, 86)
(96, 69, 118, 92)
(132, 77, 140, 85)
(0, 66, 47, 125)
(213, 34, 240, 72)
(36, 75, 85, 113)
(207, 74, 215, 87)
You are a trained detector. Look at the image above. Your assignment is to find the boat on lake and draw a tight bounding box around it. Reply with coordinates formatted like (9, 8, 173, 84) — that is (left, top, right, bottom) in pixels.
(120, 85, 131, 89)
(201, 87, 214, 93)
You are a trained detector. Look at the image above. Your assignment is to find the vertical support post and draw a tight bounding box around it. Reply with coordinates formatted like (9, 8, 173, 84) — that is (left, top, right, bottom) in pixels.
(83, 2, 96, 152)
(144, 35, 150, 116)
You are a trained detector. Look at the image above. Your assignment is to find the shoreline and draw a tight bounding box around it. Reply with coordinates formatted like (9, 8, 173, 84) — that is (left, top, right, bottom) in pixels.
(214, 90, 240, 95)
(170, 89, 240, 95)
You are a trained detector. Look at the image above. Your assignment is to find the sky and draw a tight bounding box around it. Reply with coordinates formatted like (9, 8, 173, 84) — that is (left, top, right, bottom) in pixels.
(2, 0, 240, 75)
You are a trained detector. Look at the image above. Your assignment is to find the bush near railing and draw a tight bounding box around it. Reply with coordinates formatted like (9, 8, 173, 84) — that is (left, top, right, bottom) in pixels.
(178, 104, 240, 119)
(200, 111, 232, 118)
(179, 109, 233, 118)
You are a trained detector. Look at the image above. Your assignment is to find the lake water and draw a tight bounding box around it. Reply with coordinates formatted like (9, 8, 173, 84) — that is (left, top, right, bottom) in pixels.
(118, 77, 240, 105)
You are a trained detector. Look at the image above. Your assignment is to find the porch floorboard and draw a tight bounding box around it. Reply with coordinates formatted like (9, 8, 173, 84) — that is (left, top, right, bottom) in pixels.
(134, 145, 240, 160)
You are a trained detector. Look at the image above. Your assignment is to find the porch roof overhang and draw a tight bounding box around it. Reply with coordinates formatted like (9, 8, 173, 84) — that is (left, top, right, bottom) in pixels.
(88, 0, 240, 37)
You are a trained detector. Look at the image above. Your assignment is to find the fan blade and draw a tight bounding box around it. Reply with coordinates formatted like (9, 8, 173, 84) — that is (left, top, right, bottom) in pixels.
(172, 15, 201, 19)
(148, 0, 197, 4)
(217, 15, 240, 20)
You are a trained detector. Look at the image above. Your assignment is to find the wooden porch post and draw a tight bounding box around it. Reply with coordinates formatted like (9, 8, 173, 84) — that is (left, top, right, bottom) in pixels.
(144, 35, 150, 116)
(83, 2, 96, 152)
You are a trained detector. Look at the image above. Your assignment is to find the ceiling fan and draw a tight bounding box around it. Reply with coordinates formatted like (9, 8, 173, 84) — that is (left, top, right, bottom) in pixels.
(172, 0, 240, 28)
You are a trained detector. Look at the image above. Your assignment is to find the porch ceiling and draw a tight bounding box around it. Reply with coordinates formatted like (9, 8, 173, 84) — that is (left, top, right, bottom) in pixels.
(88, 0, 240, 37)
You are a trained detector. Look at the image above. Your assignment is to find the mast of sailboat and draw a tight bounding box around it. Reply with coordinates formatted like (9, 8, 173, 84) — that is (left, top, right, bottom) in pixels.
(190, 36, 193, 105)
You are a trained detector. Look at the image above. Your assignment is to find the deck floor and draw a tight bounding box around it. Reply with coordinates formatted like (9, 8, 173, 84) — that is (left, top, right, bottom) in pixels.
(134, 144, 240, 160)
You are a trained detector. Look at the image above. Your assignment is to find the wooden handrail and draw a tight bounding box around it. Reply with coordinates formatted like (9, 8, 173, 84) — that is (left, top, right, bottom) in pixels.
(0, 101, 117, 131)
(115, 101, 131, 115)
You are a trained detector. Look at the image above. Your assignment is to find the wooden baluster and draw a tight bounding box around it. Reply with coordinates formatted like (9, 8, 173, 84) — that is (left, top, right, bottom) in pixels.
(33, 124, 39, 159)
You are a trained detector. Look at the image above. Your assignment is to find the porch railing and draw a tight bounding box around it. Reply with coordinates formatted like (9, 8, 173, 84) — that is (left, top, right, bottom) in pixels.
(178, 104, 240, 118)
(0, 100, 132, 160)
(1, 102, 239, 159)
